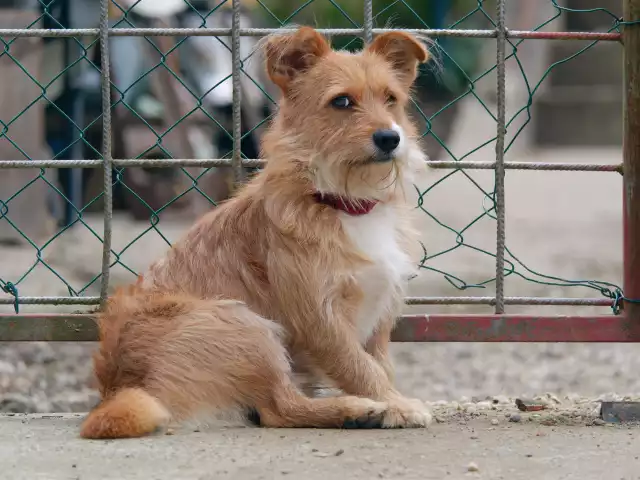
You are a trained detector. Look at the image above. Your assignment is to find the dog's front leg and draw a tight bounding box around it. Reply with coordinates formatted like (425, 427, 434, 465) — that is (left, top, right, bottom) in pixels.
(302, 321, 431, 428)
(365, 319, 395, 382)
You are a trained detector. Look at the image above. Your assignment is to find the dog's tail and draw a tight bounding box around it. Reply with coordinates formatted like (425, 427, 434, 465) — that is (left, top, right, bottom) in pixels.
(80, 388, 170, 439)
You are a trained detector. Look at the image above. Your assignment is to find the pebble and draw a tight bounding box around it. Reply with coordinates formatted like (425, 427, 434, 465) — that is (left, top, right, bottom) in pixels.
(467, 462, 479, 472)
(509, 414, 522, 423)
(490, 418, 499, 426)
(546, 393, 562, 405)
(313, 449, 345, 458)
(597, 393, 623, 402)
(492, 396, 510, 405)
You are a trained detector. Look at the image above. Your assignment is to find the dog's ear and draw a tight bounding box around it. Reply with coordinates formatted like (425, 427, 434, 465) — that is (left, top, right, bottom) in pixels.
(264, 26, 331, 93)
(366, 32, 429, 87)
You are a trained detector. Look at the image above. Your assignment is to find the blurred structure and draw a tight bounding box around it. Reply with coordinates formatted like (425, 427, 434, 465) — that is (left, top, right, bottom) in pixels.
(2, 0, 272, 230)
(0, 0, 625, 236)
(0, 7, 51, 245)
(532, 0, 623, 146)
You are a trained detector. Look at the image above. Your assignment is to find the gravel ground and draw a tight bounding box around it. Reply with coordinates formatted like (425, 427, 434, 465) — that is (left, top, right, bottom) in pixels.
(0, 97, 633, 414)
(2, 412, 639, 480)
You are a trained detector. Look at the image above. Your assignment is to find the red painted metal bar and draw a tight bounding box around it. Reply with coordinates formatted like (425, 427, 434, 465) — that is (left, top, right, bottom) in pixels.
(1, 314, 639, 342)
(392, 315, 640, 343)
(623, 0, 640, 324)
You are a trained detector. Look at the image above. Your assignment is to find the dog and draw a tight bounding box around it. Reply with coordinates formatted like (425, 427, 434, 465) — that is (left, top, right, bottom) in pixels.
(80, 26, 432, 439)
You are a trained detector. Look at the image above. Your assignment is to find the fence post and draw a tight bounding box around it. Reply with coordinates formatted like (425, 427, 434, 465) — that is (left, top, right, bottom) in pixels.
(99, 0, 113, 304)
(494, 0, 507, 314)
(363, 0, 373, 44)
(623, 0, 640, 323)
(230, 0, 244, 190)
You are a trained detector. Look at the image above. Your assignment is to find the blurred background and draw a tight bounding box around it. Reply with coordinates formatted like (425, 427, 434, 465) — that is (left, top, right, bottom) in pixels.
(1, 1, 635, 413)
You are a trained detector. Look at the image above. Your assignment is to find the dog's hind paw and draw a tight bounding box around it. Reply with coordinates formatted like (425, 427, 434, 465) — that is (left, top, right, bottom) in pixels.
(246, 407, 261, 426)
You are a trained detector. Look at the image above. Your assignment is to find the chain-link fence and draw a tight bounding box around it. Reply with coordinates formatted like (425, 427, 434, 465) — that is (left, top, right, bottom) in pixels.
(1, 0, 639, 341)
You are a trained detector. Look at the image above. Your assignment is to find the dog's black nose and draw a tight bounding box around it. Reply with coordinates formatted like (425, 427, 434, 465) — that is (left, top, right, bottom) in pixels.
(372, 129, 400, 154)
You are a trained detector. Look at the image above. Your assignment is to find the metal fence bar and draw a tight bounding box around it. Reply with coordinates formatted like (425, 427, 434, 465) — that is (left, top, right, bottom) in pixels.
(0, 297, 101, 305)
(623, 0, 640, 323)
(363, 0, 373, 44)
(494, 0, 507, 315)
(0, 296, 615, 307)
(98, 0, 113, 304)
(404, 297, 614, 306)
(0, 159, 265, 168)
(231, 0, 244, 188)
(426, 161, 623, 172)
(0, 28, 623, 41)
(0, 159, 624, 172)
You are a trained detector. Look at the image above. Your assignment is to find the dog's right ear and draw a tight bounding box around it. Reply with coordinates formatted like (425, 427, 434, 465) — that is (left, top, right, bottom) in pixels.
(264, 27, 330, 93)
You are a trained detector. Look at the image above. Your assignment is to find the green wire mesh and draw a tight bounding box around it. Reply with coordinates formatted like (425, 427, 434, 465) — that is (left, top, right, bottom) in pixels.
(0, 1, 635, 314)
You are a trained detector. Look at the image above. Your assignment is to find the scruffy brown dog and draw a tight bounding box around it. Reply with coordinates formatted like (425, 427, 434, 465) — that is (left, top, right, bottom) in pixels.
(80, 26, 432, 439)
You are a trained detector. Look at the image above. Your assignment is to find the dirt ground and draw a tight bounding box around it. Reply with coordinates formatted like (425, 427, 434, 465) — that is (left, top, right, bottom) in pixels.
(1, 412, 638, 480)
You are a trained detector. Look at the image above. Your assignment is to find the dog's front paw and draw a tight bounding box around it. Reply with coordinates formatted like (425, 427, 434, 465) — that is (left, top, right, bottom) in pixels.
(382, 396, 432, 428)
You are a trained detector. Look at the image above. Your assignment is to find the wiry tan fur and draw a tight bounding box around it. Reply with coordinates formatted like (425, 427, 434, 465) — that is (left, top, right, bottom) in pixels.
(80, 27, 432, 439)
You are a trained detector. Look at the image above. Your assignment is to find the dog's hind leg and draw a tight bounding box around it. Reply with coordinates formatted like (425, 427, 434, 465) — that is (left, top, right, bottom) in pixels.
(252, 380, 388, 429)
(81, 295, 387, 438)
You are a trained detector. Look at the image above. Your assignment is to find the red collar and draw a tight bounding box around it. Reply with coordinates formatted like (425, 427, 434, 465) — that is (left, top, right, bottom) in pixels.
(313, 193, 378, 215)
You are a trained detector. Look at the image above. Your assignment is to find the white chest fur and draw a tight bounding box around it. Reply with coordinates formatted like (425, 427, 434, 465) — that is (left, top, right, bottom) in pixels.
(339, 204, 415, 344)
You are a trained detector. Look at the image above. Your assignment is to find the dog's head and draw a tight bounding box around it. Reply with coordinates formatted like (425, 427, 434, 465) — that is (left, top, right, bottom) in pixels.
(262, 27, 429, 200)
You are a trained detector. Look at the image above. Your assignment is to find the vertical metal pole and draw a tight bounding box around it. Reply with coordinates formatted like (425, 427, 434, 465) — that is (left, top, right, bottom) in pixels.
(99, 0, 113, 303)
(494, 0, 507, 314)
(231, 0, 244, 188)
(623, 0, 640, 322)
(363, 0, 373, 44)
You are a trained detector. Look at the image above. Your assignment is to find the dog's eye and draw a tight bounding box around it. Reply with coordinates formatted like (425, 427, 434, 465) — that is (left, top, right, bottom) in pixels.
(386, 94, 397, 105)
(330, 95, 354, 109)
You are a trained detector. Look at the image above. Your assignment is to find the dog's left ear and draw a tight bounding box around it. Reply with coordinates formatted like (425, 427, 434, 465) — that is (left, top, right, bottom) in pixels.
(366, 32, 429, 87)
